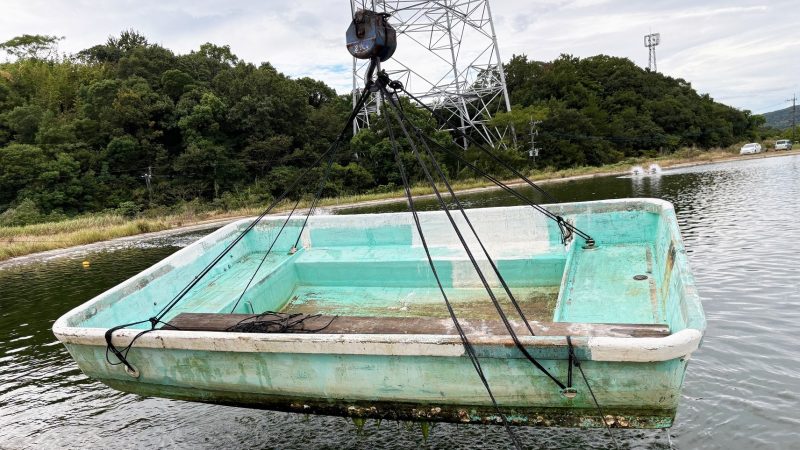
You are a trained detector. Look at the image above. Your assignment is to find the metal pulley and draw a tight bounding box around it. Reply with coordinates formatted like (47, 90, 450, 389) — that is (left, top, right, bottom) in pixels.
(346, 10, 397, 62)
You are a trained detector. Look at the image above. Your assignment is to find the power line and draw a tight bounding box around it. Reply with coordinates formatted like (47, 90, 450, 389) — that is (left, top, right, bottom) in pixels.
(787, 93, 797, 142)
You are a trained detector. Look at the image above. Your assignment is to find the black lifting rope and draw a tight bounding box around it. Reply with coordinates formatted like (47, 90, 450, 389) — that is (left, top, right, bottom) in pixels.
(104, 85, 375, 373)
(375, 69, 618, 449)
(227, 136, 344, 314)
(393, 83, 595, 248)
(378, 86, 525, 450)
(378, 78, 567, 384)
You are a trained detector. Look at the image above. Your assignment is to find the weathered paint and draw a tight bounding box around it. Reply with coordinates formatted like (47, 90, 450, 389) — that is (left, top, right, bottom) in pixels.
(53, 199, 705, 427)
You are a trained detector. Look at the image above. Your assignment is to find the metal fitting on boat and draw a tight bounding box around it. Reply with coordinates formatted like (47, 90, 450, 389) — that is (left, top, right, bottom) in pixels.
(124, 364, 140, 379)
(582, 238, 597, 250)
(561, 387, 578, 399)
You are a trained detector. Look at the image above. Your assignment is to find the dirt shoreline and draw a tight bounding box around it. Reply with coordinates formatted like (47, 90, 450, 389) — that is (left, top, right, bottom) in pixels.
(2, 149, 797, 269)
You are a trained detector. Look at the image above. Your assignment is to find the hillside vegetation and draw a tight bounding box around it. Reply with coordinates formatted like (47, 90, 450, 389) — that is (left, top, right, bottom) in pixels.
(761, 105, 796, 130)
(495, 54, 763, 167)
(0, 32, 763, 225)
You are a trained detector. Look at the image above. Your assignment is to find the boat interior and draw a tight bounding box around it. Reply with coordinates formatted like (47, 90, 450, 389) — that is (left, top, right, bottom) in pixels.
(73, 203, 696, 339)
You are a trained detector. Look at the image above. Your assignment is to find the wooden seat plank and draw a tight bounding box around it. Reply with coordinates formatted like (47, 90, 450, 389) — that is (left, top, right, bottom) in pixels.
(166, 313, 669, 338)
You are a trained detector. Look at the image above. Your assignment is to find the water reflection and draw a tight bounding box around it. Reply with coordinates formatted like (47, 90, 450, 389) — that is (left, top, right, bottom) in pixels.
(630, 173, 647, 196)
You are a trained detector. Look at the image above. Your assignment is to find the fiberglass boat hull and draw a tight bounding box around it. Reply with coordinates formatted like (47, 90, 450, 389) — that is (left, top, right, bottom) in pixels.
(53, 199, 705, 428)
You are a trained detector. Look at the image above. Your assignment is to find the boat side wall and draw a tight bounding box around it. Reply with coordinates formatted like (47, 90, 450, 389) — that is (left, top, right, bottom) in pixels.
(651, 201, 706, 333)
(65, 219, 251, 329)
(60, 339, 685, 427)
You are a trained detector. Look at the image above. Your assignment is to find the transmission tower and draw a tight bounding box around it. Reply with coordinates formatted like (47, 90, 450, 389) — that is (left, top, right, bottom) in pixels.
(644, 32, 660, 72)
(349, 0, 513, 149)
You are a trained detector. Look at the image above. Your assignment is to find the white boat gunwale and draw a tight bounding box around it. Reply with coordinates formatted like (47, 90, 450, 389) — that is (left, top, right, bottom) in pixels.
(52, 326, 702, 362)
(53, 198, 704, 364)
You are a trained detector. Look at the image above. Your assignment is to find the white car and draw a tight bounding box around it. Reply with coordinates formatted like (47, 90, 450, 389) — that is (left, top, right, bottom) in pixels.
(775, 139, 793, 151)
(740, 143, 762, 155)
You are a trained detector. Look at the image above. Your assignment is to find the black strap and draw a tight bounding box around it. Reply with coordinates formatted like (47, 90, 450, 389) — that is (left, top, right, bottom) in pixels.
(378, 86, 524, 450)
(567, 336, 574, 389)
(396, 82, 595, 245)
(105, 86, 374, 371)
(567, 336, 619, 449)
(380, 79, 566, 390)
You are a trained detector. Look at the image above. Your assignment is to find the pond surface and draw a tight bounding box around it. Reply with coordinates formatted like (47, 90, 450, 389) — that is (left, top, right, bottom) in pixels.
(2, 155, 799, 449)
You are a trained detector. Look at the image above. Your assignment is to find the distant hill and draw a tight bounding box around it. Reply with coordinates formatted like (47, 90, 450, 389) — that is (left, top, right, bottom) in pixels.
(502, 54, 761, 168)
(761, 105, 797, 129)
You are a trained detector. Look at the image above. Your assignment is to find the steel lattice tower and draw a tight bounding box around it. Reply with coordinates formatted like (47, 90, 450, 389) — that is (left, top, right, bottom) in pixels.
(644, 32, 660, 72)
(349, 0, 513, 148)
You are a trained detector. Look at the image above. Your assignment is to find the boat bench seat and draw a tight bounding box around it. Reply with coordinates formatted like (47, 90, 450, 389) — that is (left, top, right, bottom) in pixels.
(293, 245, 567, 287)
(166, 313, 670, 338)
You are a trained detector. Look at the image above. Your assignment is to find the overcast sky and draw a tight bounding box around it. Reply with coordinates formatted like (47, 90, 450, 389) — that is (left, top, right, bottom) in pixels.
(2, 0, 798, 113)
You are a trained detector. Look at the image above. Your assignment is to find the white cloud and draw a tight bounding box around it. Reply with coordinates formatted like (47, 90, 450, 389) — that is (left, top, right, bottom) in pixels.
(0, 0, 797, 113)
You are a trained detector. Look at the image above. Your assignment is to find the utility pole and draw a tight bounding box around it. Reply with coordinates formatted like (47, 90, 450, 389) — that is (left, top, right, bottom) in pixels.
(644, 33, 660, 72)
(788, 93, 797, 142)
(529, 118, 541, 166)
(142, 166, 153, 205)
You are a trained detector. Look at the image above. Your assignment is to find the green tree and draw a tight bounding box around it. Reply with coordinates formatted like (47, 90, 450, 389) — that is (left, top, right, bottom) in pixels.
(1, 34, 63, 60)
(2, 104, 43, 143)
(489, 104, 549, 150)
(0, 143, 47, 208)
(174, 139, 244, 199)
(160, 69, 194, 99)
(0, 33, 762, 217)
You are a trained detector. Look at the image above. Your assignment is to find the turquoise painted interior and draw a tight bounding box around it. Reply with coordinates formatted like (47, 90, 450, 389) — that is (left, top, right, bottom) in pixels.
(75, 201, 700, 334)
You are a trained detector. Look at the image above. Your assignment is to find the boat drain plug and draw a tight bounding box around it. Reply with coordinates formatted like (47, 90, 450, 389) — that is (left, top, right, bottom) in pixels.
(633, 274, 648, 281)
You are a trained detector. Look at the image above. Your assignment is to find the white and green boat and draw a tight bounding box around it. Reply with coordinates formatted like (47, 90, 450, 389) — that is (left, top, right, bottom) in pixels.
(53, 198, 704, 428)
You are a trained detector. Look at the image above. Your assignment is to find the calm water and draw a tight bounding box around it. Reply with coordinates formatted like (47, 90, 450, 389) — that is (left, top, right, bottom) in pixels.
(2, 155, 799, 449)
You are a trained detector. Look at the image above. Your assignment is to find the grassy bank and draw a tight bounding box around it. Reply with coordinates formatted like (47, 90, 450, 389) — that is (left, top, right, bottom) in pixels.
(2, 147, 795, 262)
(1, 215, 176, 261)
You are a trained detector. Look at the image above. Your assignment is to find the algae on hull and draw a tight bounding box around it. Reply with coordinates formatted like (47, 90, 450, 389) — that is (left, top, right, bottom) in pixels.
(103, 377, 678, 429)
